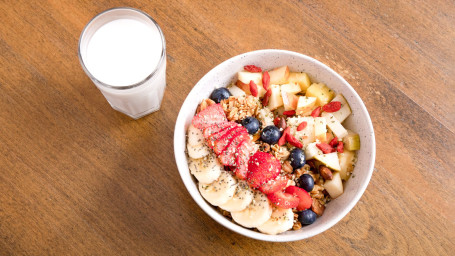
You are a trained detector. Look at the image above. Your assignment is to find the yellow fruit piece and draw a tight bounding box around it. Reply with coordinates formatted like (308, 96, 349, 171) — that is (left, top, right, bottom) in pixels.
(288, 72, 311, 92)
(305, 83, 335, 106)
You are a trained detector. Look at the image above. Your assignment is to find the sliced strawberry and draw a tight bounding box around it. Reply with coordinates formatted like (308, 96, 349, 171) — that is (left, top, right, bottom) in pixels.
(192, 104, 227, 130)
(218, 130, 249, 166)
(247, 152, 281, 188)
(285, 186, 312, 211)
(203, 122, 236, 138)
(213, 126, 243, 154)
(234, 141, 255, 180)
(259, 175, 289, 194)
(267, 191, 299, 209)
(206, 123, 238, 148)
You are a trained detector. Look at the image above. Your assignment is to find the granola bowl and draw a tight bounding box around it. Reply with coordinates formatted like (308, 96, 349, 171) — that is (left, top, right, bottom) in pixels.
(174, 49, 375, 242)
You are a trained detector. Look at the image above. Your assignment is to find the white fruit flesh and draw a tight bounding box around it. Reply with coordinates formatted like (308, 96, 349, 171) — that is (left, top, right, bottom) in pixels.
(219, 180, 254, 212)
(231, 191, 272, 228)
(267, 84, 283, 110)
(282, 91, 298, 111)
(338, 150, 355, 180)
(305, 142, 323, 160)
(257, 207, 294, 235)
(306, 83, 335, 106)
(287, 72, 311, 92)
(228, 85, 246, 97)
(322, 113, 348, 139)
(268, 66, 289, 84)
(238, 71, 262, 85)
(199, 170, 237, 206)
(324, 172, 343, 198)
(287, 116, 315, 148)
(331, 94, 351, 123)
(189, 153, 222, 184)
(314, 152, 341, 171)
(187, 142, 210, 159)
(296, 96, 316, 116)
(187, 124, 204, 146)
(314, 117, 327, 142)
(280, 83, 301, 95)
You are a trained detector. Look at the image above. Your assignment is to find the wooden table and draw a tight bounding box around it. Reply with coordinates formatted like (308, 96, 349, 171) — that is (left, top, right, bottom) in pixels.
(1, 0, 453, 255)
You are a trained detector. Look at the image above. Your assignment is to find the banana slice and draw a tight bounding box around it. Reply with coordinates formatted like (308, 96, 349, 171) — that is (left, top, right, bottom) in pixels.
(187, 124, 204, 146)
(219, 180, 254, 212)
(199, 170, 237, 206)
(187, 142, 210, 159)
(257, 207, 294, 235)
(231, 191, 272, 228)
(189, 153, 222, 184)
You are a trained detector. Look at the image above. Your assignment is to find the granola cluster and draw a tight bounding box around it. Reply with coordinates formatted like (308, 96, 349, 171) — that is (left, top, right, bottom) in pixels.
(221, 95, 260, 121)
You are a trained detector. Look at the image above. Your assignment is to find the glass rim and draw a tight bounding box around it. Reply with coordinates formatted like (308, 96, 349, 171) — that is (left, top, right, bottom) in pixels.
(77, 7, 166, 90)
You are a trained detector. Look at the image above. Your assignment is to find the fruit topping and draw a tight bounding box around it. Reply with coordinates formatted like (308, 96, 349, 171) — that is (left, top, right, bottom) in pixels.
(206, 124, 239, 149)
(213, 126, 243, 154)
(285, 186, 312, 211)
(298, 209, 317, 225)
(289, 148, 306, 169)
(262, 89, 271, 106)
(316, 143, 334, 154)
(247, 152, 281, 188)
(249, 80, 258, 97)
(218, 130, 249, 166)
(244, 65, 262, 73)
(258, 175, 289, 194)
(285, 132, 303, 148)
(329, 136, 339, 147)
(322, 101, 341, 113)
(297, 121, 307, 131)
(241, 116, 260, 135)
(310, 106, 321, 118)
(261, 125, 281, 145)
(267, 191, 299, 209)
(298, 174, 314, 192)
(192, 103, 227, 130)
(336, 141, 344, 153)
(234, 141, 255, 180)
(282, 110, 296, 116)
(278, 127, 290, 146)
(203, 122, 236, 140)
(210, 88, 232, 103)
(262, 71, 270, 90)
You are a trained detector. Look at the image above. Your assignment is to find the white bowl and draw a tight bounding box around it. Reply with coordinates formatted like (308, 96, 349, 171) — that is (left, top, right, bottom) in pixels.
(174, 49, 375, 242)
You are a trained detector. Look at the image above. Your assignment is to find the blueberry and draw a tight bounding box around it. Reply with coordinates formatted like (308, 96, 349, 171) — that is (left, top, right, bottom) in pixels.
(260, 125, 281, 144)
(299, 174, 314, 192)
(289, 148, 306, 169)
(210, 88, 231, 103)
(241, 117, 260, 134)
(298, 210, 317, 225)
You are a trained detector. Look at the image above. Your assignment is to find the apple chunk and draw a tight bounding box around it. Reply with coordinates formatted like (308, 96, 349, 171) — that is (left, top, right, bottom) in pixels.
(331, 94, 352, 123)
(295, 96, 316, 116)
(338, 150, 355, 180)
(236, 80, 266, 97)
(267, 84, 283, 110)
(268, 66, 290, 84)
(306, 83, 335, 106)
(282, 91, 299, 111)
(321, 113, 348, 139)
(280, 83, 301, 95)
(288, 72, 311, 92)
(314, 117, 327, 142)
(314, 152, 341, 172)
(324, 172, 343, 198)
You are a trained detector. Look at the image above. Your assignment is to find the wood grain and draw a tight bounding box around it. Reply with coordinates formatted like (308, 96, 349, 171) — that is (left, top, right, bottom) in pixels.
(0, 0, 453, 255)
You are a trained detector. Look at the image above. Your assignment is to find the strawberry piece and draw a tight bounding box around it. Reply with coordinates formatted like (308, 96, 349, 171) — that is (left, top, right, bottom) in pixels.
(192, 104, 227, 130)
(322, 101, 341, 113)
(234, 141, 255, 180)
(247, 152, 281, 188)
(203, 122, 236, 139)
(213, 126, 243, 154)
(316, 143, 334, 154)
(206, 123, 239, 149)
(273, 117, 280, 126)
(262, 71, 270, 90)
(329, 137, 339, 147)
(336, 141, 344, 153)
(244, 65, 262, 72)
(283, 110, 296, 116)
(311, 107, 321, 118)
(285, 186, 312, 211)
(278, 127, 290, 146)
(249, 80, 258, 97)
(259, 175, 289, 194)
(286, 132, 303, 148)
(267, 191, 299, 209)
(297, 121, 307, 131)
(218, 130, 249, 166)
(262, 89, 271, 106)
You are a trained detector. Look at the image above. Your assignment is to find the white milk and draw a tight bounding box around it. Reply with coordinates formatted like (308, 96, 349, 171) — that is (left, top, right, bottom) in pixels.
(79, 8, 166, 119)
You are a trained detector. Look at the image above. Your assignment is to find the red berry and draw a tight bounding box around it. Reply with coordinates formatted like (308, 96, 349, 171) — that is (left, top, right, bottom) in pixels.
(213, 126, 243, 154)
(218, 130, 249, 166)
(258, 176, 289, 194)
(311, 107, 321, 118)
(322, 101, 341, 113)
(278, 127, 290, 146)
(267, 191, 299, 209)
(297, 121, 307, 131)
(192, 104, 227, 130)
(262, 89, 271, 106)
(286, 132, 303, 148)
(285, 186, 312, 211)
(282, 110, 296, 116)
(262, 71, 270, 90)
(337, 141, 344, 153)
(249, 80, 258, 97)
(234, 141, 255, 180)
(244, 65, 262, 72)
(316, 143, 333, 154)
(329, 137, 339, 147)
(247, 152, 281, 188)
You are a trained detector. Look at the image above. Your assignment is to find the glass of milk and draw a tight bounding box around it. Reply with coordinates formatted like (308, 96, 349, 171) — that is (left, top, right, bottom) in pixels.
(78, 7, 166, 119)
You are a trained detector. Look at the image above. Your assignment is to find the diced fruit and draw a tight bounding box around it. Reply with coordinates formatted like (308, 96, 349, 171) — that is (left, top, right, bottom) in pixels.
(282, 91, 299, 111)
(202, 122, 233, 139)
(210, 88, 231, 103)
(241, 116, 260, 134)
(192, 103, 227, 130)
(296, 96, 317, 116)
(343, 132, 361, 151)
(306, 83, 335, 106)
(261, 125, 281, 145)
(268, 66, 290, 84)
(316, 143, 333, 154)
(249, 80, 258, 97)
(338, 150, 355, 180)
(323, 172, 343, 198)
(298, 174, 314, 192)
(298, 210, 317, 225)
(280, 83, 301, 95)
(234, 141, 256, 180)
(267, 191, 299, 209)
(218, 130, 249, 166)
(314, 152, 341, 172)
(206, 123, 238, 149)
(311, 106, 321, 117)
(267, 84, 283, 110)
(322, 101, 341, 113)
(331, 94, 352, 123)
(247, 152, 281, 188)
(336, 141, 344, 153)
(322, 112, 348, 139)
(285, 186, 312, 211)
(238, 71, 263, 85)
(314, 117, 327, 142)
(289, 148, 306, 169)
(213, 126, 243, 154)
(259, 176, 289, 194)
(304, 142, 323, 160)
(329, 137, 339, 147)
(244, 65, 262, 72)
(227, 84, 246, 97)
(326, 132, 334, 145)
(288, 72, 311, 92)
(262, 71, 270, 90)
